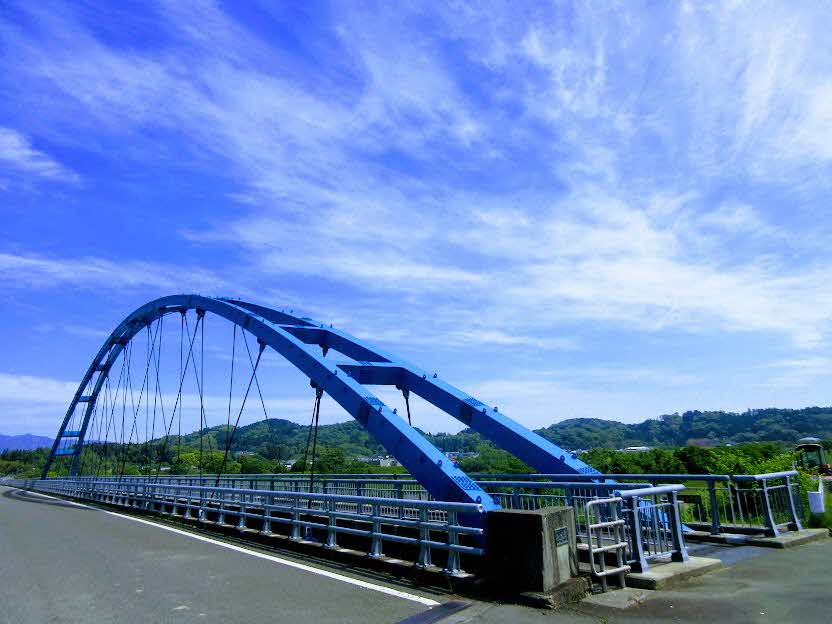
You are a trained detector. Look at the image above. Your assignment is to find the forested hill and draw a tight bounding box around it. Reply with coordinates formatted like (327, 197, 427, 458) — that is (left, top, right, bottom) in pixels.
(536, 408, 832, 450)
(6, 407, 832, 459)
(179, 407, 832, 458)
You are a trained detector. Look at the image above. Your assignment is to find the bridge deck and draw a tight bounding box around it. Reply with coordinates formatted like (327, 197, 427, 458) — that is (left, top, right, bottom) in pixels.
(0, 486, 438, 623)
(3, 485, 829, 624)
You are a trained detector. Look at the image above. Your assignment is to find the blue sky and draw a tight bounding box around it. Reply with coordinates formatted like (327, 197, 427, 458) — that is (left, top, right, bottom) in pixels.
(2, 1, 832, 439)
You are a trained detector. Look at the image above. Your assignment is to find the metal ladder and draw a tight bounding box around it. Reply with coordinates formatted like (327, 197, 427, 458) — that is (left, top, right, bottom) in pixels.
(585, 496, 630, 591)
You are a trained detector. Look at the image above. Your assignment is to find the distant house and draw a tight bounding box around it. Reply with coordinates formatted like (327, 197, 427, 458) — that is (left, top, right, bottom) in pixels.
(621, 446, 652, 452)
(445, 451, 479, 463)
(361, 455, 399, 467)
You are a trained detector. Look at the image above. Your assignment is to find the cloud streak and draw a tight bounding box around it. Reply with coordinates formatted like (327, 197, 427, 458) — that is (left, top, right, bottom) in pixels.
(0, 126, 79, 184)
(3, 1, 832, 434)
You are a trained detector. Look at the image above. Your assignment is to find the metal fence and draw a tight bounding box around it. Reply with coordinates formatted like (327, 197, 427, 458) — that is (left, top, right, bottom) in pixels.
(13, 478, 484, 576)
(25, 469, 802, 587)
(20, 475, 693, 584)
(52, 471, 806, 538)
(731, 471, 804, 537)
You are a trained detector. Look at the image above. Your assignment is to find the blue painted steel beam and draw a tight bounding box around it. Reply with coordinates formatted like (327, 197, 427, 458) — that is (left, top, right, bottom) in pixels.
(250, 324, 600, 476)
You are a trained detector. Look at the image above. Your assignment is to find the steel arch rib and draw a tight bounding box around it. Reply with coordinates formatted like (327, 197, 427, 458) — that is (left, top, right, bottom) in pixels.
(226, 298, 600, 477)
(45, 294, 600, 507)
(43, 295, 504, 509)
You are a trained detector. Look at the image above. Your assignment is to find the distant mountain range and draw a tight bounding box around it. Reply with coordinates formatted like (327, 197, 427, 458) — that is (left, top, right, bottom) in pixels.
(171, 406, 832, 458)
(0, 434, 53, 451)
(535, 407, 832, 450)
(4, 406, 831, 457)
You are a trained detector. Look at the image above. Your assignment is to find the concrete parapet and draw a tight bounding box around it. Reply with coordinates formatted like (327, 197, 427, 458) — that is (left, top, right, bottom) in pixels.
(485, 506, 578, 594)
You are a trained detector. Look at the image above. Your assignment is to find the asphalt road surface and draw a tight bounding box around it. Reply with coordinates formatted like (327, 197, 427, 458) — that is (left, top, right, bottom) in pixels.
(0, 486, 440, 624)
(4, 485, 829, 624)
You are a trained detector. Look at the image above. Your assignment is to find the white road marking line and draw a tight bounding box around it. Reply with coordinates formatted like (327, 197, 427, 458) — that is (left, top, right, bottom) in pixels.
(14, 488, 440, 607)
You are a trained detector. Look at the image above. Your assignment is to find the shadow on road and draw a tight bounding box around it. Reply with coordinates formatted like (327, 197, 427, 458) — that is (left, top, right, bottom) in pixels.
(2, 487, 92, 510)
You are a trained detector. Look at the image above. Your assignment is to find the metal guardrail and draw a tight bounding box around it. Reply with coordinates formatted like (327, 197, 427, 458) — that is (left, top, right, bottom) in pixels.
(732, 471, 803, 537)
(619, 484, 689, 572)
(30, 470, 804, 583)
(51, 470, 807, 538)
(13, 478, 484, 575)
(20, 476, 692, 584)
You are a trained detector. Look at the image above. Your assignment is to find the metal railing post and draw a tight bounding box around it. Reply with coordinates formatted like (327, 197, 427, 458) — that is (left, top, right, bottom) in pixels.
(237, 495, 247, 531)
(760, 478, 779, 537)
(416, 507, 432, 568)
(290, 493, 302, 540)
(623, 496, 649, 573)
(707, 479, 721, 535)
(668, 491, 689, 562)
(369, 503, 383, 558)
(325, 498, 338, 548)
(785, 475, 803, 531)
(443, 510, 461, 576)
(261, 494, 273, 536)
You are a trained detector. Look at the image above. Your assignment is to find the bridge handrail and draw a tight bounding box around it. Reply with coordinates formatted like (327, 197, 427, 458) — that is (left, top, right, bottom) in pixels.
(18, 477, 485, 575)
(617, 483, 686, 498)
(733, 470, 799, 482)
(616, 483, 689, 572)
(84, 472, 733, 481)
(42, 479, 485, 513)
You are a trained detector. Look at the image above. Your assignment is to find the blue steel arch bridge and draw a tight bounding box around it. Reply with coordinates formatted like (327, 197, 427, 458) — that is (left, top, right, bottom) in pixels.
(43, 295, 601, 510)
(21, 295, 802, 592)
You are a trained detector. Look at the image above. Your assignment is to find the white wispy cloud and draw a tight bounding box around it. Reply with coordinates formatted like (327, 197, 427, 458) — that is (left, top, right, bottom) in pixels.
(0, 252, 241, 296)
(3, 1, 832, 436)
(765, 357, 832, 388)
(0, 126, 79, 184)
(3, 2, 829, 351)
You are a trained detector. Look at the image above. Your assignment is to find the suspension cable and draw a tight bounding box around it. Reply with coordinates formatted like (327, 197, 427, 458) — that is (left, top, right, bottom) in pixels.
(149, 313, 164, 476)
(215, 340, 265, 485)
(301, 386, 324, 502)
(199, 311, 205, 483)
(177, 311, 183, 472)
(152, 312, 202, 481)
(301, 389, 319, 473)
(308, 389, 323, 499)
(225, 323, 237, 442)
(117, 339, 132, 479)
(402, 388, 412, 426)
(241, 331, 280, 462)
(117, 320, 163, 481)
(143, 323, 151, 474)
(184, 313, 216, 466)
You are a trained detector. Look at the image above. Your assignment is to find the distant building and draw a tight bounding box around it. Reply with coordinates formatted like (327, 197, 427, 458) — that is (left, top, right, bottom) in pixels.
(360, 455, 399, 467)
(445, 451, 479, 463)
(621, 446, 652, 452)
